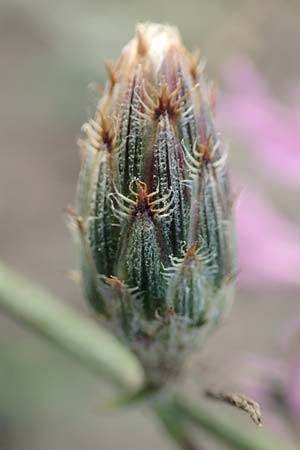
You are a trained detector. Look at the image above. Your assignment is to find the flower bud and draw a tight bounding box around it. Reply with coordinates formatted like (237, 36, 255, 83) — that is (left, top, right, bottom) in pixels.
(72, 23, 236, 384)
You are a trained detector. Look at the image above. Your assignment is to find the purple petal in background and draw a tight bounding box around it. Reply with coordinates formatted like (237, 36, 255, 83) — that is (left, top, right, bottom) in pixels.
(237, 187, 300, 287)
(220, 55, 300, 184)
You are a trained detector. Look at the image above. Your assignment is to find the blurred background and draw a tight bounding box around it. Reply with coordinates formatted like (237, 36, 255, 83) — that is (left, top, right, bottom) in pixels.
(1, 0, 300, 449)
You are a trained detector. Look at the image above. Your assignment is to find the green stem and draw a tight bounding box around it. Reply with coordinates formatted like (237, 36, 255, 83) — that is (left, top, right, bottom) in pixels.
(153, 395, 200, 450)
(0, 261, 145, 392)
(174, 395, 295, 450)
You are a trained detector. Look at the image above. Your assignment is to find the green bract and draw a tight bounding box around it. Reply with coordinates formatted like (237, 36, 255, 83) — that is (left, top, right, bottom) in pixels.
(72, 23, 236, 384)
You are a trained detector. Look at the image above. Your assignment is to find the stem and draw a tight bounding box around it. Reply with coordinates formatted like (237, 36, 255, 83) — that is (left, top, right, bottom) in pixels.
(153, 395, 201, 450)
(0, 261, 145, 392)
(174, 395, 295, 450)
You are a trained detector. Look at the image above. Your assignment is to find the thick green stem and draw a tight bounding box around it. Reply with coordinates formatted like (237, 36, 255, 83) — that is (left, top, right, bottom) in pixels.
(174, 395, 295, 450)
(153, 395, 200, 450)
(0, 261, 145, 392)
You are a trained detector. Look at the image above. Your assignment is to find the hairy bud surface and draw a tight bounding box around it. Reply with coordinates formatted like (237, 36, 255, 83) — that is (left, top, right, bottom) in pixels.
(72, 23, 236, 384)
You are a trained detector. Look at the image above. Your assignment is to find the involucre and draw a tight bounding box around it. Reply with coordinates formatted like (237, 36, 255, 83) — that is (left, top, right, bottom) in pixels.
(71, 23, 236, 385)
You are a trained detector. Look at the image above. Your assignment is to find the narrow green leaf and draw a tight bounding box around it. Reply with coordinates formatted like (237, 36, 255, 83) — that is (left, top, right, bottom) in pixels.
(0, 261, 145, 392)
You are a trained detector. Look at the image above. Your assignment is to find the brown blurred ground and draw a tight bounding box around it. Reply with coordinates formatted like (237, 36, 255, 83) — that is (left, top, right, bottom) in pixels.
(1, 1, 300, 449)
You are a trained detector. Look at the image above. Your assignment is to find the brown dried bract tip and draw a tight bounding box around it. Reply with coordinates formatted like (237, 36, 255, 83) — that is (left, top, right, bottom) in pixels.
(206, 389, 263, 427)
(144, 81, 184, 120)
(136, 28, 148, 58)
(117, 179, 173, 219)
(98, 112, 115, 150)
(198, 136, 213, 163)
(129, 180, 158, 211)
(189, 49, 201, 81)
(186, 242, 198, 258)
(65, 207, 86, 234)
(105, 61, 118, 91)
(107, 276, 127, 295)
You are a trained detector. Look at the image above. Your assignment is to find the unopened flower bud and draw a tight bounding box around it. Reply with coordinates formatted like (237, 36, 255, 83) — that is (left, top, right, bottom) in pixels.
(72, 23, 236, 384)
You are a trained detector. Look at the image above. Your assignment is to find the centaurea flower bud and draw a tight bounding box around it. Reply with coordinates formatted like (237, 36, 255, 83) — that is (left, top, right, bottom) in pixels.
(72, 23, 236, 384)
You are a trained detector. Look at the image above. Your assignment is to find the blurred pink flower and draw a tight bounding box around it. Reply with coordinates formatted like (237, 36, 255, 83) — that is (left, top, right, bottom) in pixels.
(219, 55, 300, 288)
(236, 187, 300, 287)
(220, 55, 300, 185)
